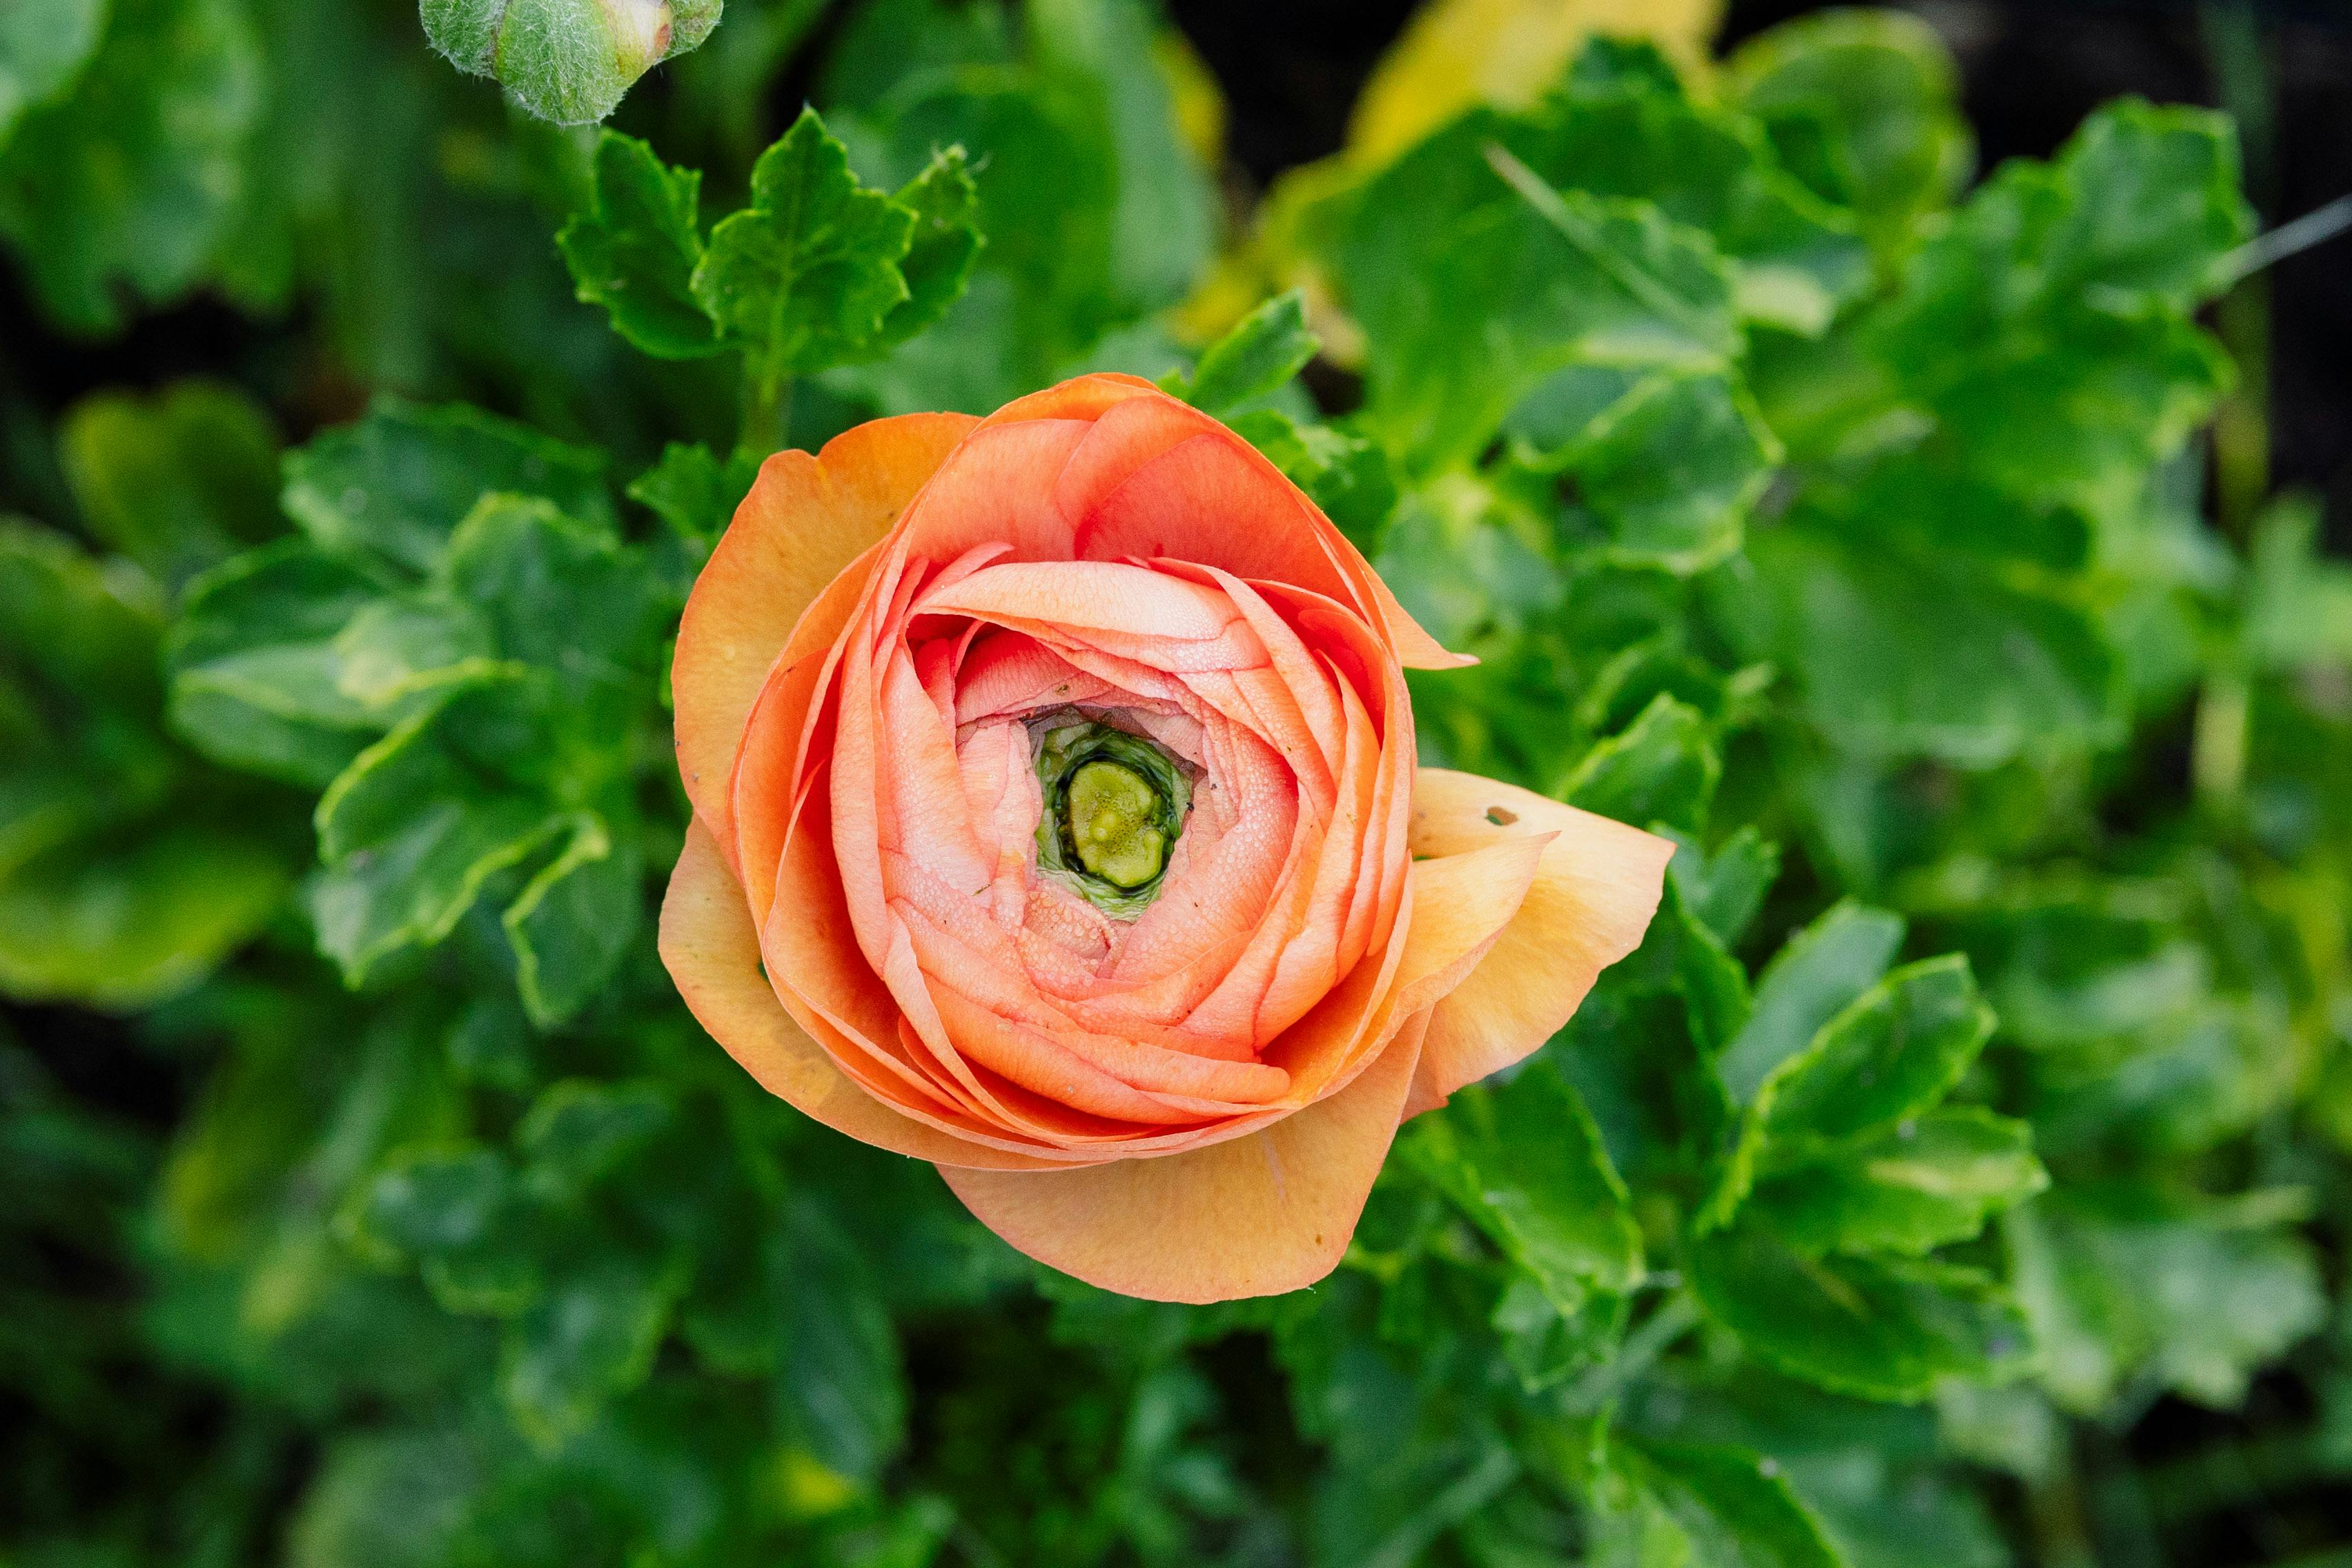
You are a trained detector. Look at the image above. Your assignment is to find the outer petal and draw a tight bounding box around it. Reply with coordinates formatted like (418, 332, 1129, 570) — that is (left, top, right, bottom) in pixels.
(1402, 769, 1674, 1116)
(939, 1009, 1431, 1302)
(673, 413, 975, 845)
(659, 819, 1056, 1171)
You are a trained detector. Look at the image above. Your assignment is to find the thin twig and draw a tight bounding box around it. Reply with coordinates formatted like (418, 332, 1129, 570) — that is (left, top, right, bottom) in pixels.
(2223, 193, 2352, 283)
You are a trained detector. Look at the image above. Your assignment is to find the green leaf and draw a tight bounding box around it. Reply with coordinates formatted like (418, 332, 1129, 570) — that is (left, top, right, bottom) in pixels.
(1752, 955, 1995, 1149)
(1336, 121, 1738, 469)
(0, 0, 107, 148)
(516, 1079, 673, 1195)
(1718, 900, 1905, 1105)
(353, 1144, 540, 1315)
(1687, 1217, 2029, 1401)
(283, 399, 613, 578)
(693, 107, 919, 378)
(1747, 1108, 2048, 1256)
(881, 144, 985, 350)
(59, 379, 282, 589)
(1725, 10, 1972, 252)
(557, 130, 721, 358)
(1522, 369, 1778, 573)
(1589, 1435, 1848, 1568)
(421, 0, 723, 126)
(1228, 409, 1399, 553)
(499, 1251, 678, 1447)
(1743, 527, 2124, 766)
(1402, 1061, 1643, 1316)
(284, 1431, 478, 1568)
(0, 0, 262, 332)
(627, 442, 761, 548)
(2008, 1188, 2326, 1412)
(1174, 289, 1318, 416)
(168, 542, 434, 787)
(1562, 693, 1720, 835)
(2244, 494, 2352, 670)
(0, 813, 289, 1009)
(779, 1199, 906, 1482)
(502, 813, 643, 1028)
(308, 675, 569, 984)
(436, 493, 667, 688)
(1665, 825, 1781, 948)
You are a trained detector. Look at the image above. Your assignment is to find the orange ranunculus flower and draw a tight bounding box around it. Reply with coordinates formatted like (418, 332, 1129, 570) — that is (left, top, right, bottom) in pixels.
(658, 373, 1672, 1302)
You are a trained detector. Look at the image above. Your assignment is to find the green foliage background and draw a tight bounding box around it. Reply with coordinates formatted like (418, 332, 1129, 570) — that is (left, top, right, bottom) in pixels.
(6, 2, 2352, 1565)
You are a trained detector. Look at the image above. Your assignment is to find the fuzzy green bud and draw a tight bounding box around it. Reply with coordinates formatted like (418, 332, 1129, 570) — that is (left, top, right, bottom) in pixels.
(420, 0, 722, 125)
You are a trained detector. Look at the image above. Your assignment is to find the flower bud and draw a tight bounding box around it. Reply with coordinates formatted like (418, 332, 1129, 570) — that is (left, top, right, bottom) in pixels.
(420, 0, 723, 126)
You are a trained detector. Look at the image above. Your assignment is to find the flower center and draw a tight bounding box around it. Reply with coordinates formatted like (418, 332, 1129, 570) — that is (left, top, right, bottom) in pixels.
(1066, 760, 1166, 888)
(1031, 718, 1192, 917)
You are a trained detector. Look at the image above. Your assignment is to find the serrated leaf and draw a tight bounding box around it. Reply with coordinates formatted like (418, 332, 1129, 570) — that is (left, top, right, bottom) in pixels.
(283, 400, 612, 578)
(693, 107, 918, 378)
(881, 144, 983, 349)
(1336, 121, 1738, 469)
(1529, 369, 1778, 573)
(557, 130, 720, 358)
(1665, 825, 1781, 948)
(1718, 900, 1905, 1105)
(1688, 1217, 2029, 1401)
(502, 813, 643, 1027)
(1403, 1060, 1643, 1316)
(1752, 955, 1995, 1149)
(1749, 1108, 2048, 1256)
(1175, 288, 1317, 416)
(1227, 408, 1398, 552)
(437, 493, 667, 689)
(627, 441, 761, 547)
(308, 675, 569, 983)
(353, 1145, 540, 1315)
(1562, 692, 1719, 835)
(1591, 1435, 1848, 1568)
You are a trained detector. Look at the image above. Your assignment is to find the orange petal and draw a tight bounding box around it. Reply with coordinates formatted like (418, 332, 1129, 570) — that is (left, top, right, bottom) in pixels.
(1402, 769, 1674, 1115)
(1391, 833, 1549, 1018)
(674, 413, 975, 848)
(658, 818, 1056, 1170)
(938, 1008, 1431, 1301)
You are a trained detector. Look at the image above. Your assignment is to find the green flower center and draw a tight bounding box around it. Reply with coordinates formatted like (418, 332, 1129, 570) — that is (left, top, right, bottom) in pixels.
(1032, 719, 1192, 918)
(1066, 760, 1167, 888)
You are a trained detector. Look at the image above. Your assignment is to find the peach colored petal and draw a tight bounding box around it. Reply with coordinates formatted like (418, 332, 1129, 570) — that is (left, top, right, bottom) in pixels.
(938, 1008, 1431, 1301)
(1402, 769, 1674, 1117)
(675, 413, 973, 849)
(659, 819, 1058, 1170)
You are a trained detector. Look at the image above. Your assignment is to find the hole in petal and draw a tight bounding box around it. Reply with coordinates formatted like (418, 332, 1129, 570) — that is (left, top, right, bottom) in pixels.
(1484, 805, 1518, 826)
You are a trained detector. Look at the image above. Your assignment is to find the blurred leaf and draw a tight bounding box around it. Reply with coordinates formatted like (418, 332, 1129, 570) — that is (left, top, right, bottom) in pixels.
(627, 441, 761, 549)
(1725, 10, 1972, 253)
(59, 380, 282, 589)
(779, 1199, 907, 1483)
(500, 1251, 678, 1446)
(283, 399, 612, 578)
(2009, 1188, 2326, 1412)
(0, 0, 107, 148)
(0, 0, 262, 332)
